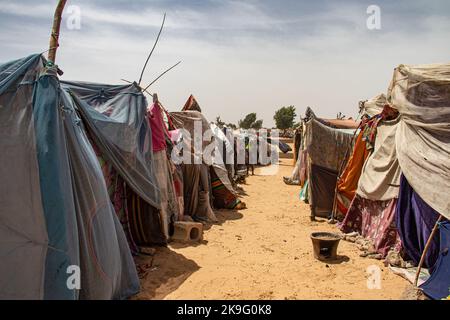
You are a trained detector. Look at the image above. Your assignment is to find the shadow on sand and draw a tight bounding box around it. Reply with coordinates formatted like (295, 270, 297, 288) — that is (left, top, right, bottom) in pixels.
(132, 247, 200, 300)
(316, 255, 350, 265)
(132, 208, 244, 299)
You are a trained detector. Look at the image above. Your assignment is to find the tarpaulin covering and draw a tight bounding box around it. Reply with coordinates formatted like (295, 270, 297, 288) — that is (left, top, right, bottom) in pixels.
(356, 117, 401, 201)
(93, 140, 166, 247)
(362, 94, 387, 117)
(395, 175, 441, 270)
(61, 81, 161, 209)
(420, 221, 450, 300)
(0, 54, 139, 299)
(304, 117, 354, 171)
(303, 110, 354, 219)
(388, 63, 450, 219)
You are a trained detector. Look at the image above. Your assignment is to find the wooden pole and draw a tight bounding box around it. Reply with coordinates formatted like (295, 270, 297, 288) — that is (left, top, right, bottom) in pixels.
(414, 215, 444, 287)
(138, 13, 166, 85)
(48, 0, 68, 64)
(330, 109, 363, 222)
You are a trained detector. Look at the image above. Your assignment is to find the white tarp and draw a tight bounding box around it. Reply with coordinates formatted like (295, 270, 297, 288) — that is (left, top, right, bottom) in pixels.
(388, 63, 450, 219)
(357, 117, 402, 201)
(363, 94, 386, 117)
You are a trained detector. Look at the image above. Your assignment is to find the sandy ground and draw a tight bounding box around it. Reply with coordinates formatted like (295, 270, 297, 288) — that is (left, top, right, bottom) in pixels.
(134, 156, 411, 300)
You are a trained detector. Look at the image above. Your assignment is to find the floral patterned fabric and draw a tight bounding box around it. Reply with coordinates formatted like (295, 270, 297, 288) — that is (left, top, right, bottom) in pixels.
(340, 195, 401, 257)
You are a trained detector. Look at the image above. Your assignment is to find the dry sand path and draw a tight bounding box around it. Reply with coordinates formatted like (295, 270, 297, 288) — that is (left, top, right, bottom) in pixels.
(135, 157, 410, 300)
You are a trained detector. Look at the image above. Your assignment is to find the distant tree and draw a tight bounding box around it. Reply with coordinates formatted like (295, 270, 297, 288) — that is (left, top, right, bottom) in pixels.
(252, 120, 263, 130)
(215, 116, 226, 128)
(274, 106, 296, 130)
(238, 113, 263, 129)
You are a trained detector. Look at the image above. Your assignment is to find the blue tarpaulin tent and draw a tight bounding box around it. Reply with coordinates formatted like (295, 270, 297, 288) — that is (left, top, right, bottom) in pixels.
(0, 54, 142, 299)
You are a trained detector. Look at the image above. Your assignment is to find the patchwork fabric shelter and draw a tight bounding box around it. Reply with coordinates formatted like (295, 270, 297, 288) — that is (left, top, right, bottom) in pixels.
(0, 54, 139, 299)
(170, 102, 244, 219)
(340, 112, 402, 257)
(334, 94, 385, 219)
(341, 63, 450, 266)
(302, 108, 356, 219)
(389, 63, 450, 271)
(388, 63, 450, 220)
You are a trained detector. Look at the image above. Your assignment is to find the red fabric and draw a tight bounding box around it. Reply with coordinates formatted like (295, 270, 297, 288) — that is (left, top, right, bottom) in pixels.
(148, 103, 167, 152)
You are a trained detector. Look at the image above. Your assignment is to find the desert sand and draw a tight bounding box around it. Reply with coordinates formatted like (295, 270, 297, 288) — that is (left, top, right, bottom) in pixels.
(134, 156, 411, 300)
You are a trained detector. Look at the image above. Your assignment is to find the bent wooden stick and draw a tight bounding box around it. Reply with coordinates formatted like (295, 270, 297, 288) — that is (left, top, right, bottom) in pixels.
(414, 215, 444, 287)
(48, 0, 68, 64)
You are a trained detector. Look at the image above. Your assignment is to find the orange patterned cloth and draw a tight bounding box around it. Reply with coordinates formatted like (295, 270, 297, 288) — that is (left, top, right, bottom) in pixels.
(335, 131, 370, 218)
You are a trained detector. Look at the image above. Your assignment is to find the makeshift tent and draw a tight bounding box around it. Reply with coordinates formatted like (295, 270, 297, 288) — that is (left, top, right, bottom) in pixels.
(389, 63, 450, 271)
(341, 63, 450, 270)
(340, 107, 402, 257)
(301, 108, 356, 219)
(388, 63, 450, 219)
(182, 94, 202, 112)
(334, 94, 386, 219)
(61, 81, 167, 247)
(0, 54, 139, 299)
(170, 97, 244, 218)
(171, 112, 238, 213)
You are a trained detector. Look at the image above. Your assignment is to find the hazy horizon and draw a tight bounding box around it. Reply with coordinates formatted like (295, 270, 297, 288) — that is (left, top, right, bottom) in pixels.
(1, 0, 449, 127)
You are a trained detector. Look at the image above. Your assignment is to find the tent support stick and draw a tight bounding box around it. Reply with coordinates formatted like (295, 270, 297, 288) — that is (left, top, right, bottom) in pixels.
(330, 121, 361, 222)
(414, 215, 444, 287)
(138, 13, 166, 85)
(48, 0, 67, 64)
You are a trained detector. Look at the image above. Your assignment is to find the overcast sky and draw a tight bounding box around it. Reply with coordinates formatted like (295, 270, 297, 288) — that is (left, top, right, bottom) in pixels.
(1, 0, 449, 126)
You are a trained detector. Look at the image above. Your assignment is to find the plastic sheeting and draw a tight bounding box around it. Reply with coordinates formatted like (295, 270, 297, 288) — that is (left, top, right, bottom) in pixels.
(0, 54, 139, 299)
(61, 81, 161, 209)
(0, 54, 59, 299)
(388, 63, 450, 219)
(362, 94, 387, 117)
(356, 117, 401, 201)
